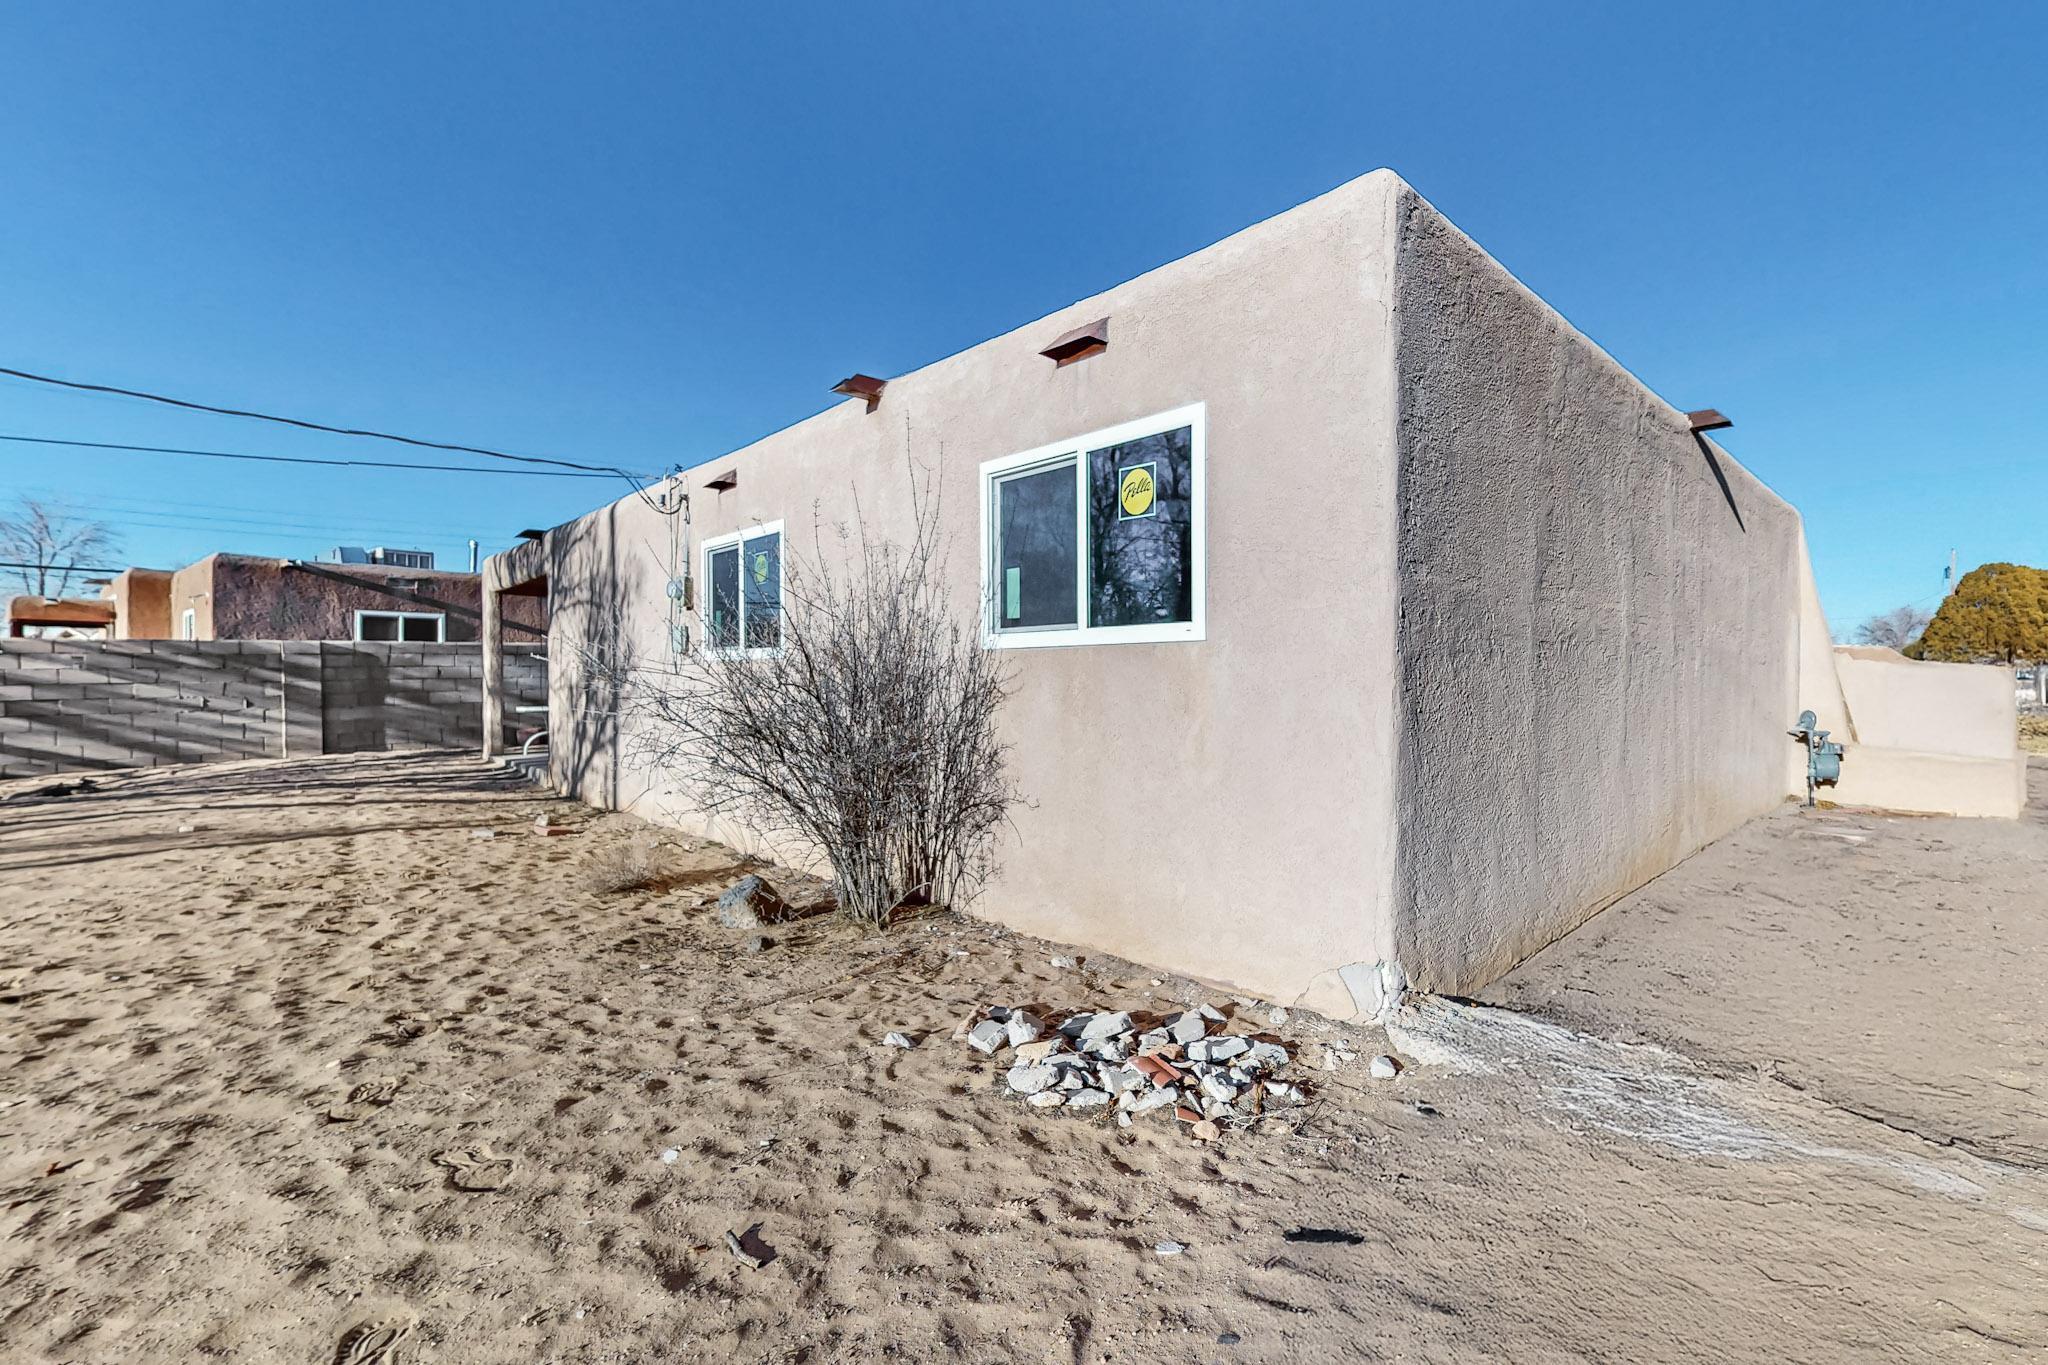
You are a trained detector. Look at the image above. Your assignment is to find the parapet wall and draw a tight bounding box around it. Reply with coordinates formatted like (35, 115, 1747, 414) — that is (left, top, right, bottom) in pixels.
(1822, 645, 2024, 818)
(0, 640, 545, 778)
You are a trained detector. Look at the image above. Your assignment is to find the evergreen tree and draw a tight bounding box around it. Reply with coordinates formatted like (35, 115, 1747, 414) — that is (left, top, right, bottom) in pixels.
(1910, 562, 2048, 663)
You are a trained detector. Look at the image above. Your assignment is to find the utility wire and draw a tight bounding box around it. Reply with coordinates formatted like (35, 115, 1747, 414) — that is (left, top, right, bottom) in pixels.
(0, 431, 640, 481)
(0, 365, 650, 484)
(0, 560, 122, 575)
(16, 483, 535, 541)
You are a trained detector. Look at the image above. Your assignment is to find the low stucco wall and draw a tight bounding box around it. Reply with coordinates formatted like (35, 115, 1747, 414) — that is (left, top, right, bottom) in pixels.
(1834, 647, 2016, 760)
(1825, 744, 2025, 820)
(1387, 183, 1806, 996)
(1818, 646, 2024, 818)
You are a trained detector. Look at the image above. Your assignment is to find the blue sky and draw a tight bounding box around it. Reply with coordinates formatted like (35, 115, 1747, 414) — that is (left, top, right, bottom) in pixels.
(2, 4, 2041, 633)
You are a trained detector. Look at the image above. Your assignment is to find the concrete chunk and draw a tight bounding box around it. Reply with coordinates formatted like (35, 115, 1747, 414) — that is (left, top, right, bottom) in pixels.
(967, 1019, 1008, 1055)
(1131, 1088, 1179, 1114)
(1188, 1036, 1250, 1063)
(1007, 1065, 1058, 1095)
(1079, 1011, 1132, 1041)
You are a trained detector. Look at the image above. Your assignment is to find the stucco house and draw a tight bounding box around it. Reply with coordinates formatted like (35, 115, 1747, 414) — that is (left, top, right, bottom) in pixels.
(482, 170, 2023, 1017)
(100, 552, 544, 643)
(4, 595, 115, 638)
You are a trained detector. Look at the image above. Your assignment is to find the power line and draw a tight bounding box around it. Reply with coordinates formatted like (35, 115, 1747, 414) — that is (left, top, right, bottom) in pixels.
(16, 484, 521, 541)
(0, 431, 641, 481)
(0, 364, 647, 482)
(0, 560, 122, 575)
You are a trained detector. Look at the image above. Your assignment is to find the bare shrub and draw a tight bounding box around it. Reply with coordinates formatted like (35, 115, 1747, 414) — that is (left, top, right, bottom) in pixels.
(581, 837, 658, 895)
(586, 472, 1016, 925)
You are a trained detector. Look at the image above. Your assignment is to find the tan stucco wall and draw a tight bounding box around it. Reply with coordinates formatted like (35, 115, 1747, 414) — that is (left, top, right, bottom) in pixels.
(1833, 648, 2016, 761)
(1821, 646, 2024, 817)
(1385, 183, 1807, 996)
(106, 568, 173, 640)
(510, 168, 2019, 1012)
(1826, 745, 2026, 820)
(532, 170, 1409, 1014)
(168, 558, 218, 640)
(1789, 526, 1856, 787)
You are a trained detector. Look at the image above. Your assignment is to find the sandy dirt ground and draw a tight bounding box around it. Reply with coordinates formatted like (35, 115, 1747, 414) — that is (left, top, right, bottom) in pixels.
(1487, 760, 2048, 1167)
(2, 751, 2044, 1363)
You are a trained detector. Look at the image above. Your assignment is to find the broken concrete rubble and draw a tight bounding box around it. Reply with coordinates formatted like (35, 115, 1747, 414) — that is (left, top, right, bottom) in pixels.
(958, 1001, 1307, 1140)
(1005, 1011, 1043, 1047)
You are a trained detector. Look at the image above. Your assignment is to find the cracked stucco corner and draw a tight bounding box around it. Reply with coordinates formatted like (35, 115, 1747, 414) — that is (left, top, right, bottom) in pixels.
(1297, 959, 1410, 1023)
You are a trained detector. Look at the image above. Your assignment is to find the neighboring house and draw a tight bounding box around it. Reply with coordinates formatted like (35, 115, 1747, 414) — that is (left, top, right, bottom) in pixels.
(101, 568, 173, 639)
(484, 169, 2023, 1018)
(96, 549, 546, 642)
(4, 596, 115, 639)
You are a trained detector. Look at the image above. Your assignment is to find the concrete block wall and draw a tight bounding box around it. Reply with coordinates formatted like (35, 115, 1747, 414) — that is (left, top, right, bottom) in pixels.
(0, 640, 546, 778)
(319, 643, 547, 754)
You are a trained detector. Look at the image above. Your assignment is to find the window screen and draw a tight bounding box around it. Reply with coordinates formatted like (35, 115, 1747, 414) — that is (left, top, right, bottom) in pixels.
(708, 544, 741, 649)
(1088, 425, 1193, 628)
(994, 462, 1078, 630)
(741, 531, 781, 649)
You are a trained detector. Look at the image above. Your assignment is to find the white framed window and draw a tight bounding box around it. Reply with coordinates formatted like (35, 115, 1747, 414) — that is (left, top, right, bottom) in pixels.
(979, 402, 1205, 649)
(700, 520, 784, 656)
(354, 609, 445, 642)
(373, 548, 434, 569)
(179, 608, 197, 641)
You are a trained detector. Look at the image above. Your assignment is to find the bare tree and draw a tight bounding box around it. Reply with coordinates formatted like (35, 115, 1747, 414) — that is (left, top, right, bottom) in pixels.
(584, 472, 1017, 925)
(1853, 604, 1933, 652)
(0, 498, 122, 599)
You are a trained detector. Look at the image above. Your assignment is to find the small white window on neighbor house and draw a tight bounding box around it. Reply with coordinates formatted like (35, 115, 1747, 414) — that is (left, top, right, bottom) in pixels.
(980, 402, 1205, 649)
(353, 610, 445, 642)
(701, 521, 783, 655)
(180, 608, 196, 641)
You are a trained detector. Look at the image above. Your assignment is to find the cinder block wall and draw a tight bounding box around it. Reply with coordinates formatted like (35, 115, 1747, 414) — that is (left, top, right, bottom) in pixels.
(0, 640, 546, 778)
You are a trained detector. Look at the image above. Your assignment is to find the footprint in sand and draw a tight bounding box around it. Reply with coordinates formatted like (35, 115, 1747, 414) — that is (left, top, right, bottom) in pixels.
(327, 1076, 405, 1123)
(333, 1316, 414, 1364)
(432, 1144, 515, 1191)
(390, 1015, 440, 1041)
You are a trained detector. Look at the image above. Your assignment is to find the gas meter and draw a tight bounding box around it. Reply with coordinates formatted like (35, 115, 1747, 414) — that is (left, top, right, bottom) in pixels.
(1789, 710, 1844, 807)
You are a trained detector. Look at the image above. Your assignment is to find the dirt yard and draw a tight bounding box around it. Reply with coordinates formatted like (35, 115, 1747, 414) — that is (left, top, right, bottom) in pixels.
(2, 752, 2043, 1363)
